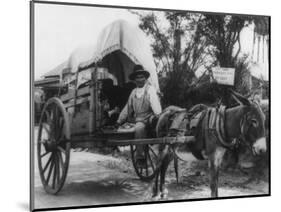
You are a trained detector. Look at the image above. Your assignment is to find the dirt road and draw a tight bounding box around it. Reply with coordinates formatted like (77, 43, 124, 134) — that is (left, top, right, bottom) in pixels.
(33, 146, 269, 210)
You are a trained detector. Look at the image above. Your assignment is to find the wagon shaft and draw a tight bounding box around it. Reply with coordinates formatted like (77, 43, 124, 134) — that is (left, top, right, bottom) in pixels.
(106, 136, 195, 146)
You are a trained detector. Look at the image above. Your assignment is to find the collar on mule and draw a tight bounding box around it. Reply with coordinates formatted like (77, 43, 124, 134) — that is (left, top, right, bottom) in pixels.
(206, 105, 238, 149)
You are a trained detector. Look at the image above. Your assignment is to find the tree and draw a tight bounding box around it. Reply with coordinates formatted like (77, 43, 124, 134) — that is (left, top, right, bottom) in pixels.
(196, 14, 254, 67)
(132, 11, 266, 107)
(130, 10, 214, 106)
(251, 16, 269, 62)
(193, 14, 260, 105)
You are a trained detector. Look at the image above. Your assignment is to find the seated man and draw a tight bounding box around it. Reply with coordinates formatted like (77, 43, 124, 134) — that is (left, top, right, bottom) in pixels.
(116, 65, 162, 167)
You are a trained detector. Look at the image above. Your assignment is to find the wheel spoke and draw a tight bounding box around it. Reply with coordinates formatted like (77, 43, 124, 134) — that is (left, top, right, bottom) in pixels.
(144, 148, 149, 176)
(147, 150, 155, 172)
(145, 165, 148, 176)
(57, 151, 64, 169)
(58, 146, 66, 154)
(52, 153, 57, 189)
(39, 139, 49, 153)
(46, 156, 55, 185)
(42, 124, 50, 136)
(40, 151, 51, 158)
(56, 152, 61, 186)
(148, 145, 157, 158)
(42, 154, 53, 174)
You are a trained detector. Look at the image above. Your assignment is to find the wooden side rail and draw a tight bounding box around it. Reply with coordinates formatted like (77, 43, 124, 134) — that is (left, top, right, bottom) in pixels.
(63, 96, 91, 108)
(61, 86, 90, 103)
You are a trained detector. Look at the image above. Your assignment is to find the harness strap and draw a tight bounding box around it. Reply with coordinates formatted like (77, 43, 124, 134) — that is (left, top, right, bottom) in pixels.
(209, 108, 217, 129)
(239, 114, 248, 143)
(238, 115, 254, 152)
(213, 105, 237, 149)
(219, 106, 226, 139)
(204, 108, 211, 136)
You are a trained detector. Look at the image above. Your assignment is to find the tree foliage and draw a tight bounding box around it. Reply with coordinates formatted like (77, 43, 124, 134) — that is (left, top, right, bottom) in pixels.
(131, 10, 264, 107)
(184, 14, 258, 106)
(196, 14, 254, 67)
(130, 10, 214, 106)
(131, 11, 211, 74)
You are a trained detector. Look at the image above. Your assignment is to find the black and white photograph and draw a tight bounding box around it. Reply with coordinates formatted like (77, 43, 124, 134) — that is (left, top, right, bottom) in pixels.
(31, 1, 270, 211)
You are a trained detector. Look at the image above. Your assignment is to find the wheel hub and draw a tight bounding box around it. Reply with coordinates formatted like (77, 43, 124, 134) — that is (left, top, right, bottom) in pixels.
(43, 139, 57, 152)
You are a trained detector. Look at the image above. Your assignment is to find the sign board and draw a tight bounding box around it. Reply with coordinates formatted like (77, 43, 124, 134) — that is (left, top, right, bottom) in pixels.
(212, 67, 235, 86)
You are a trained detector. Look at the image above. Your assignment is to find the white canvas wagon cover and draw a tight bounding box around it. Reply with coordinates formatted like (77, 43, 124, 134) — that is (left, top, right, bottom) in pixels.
(68, 19, 159, 91)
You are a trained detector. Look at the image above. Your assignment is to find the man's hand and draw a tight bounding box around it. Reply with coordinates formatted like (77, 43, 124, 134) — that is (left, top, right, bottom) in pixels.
(114, 106, 120, 113)
(114, 122, 121, 129)
(108, 107, 120, 117)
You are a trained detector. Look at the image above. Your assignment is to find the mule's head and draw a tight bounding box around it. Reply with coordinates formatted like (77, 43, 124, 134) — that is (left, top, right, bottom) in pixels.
(240, 99, 267, 155)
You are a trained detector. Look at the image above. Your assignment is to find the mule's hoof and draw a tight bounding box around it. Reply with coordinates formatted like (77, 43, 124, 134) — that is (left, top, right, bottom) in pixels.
(151, 193, 161, 201)
(160, 188, 169, 199)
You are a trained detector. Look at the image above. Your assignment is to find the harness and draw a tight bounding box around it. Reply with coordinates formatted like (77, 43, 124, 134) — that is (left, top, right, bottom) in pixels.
(238, 110, 257, 152)
(206, 105, 238, 149)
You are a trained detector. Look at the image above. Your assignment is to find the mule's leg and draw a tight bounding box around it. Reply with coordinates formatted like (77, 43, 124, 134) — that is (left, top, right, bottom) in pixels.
(209, 147, 226, 198)
(152, 145, 165, 198)
(174, 157, 179, 184)
(209, 158, 219, 197)
(159, 147, 173, 199)
(152, 170, 160, 197)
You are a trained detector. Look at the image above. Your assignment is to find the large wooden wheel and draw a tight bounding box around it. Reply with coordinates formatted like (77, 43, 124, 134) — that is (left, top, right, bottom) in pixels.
(130, 144, 158, 181)
(37, 97, 71, 194)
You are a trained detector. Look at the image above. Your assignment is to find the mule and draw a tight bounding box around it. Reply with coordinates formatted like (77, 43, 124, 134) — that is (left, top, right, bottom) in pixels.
(152, 95, 267, 199)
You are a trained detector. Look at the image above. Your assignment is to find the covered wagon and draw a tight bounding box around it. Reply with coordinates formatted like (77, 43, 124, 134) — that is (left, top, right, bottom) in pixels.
(36, 20, 192, 194)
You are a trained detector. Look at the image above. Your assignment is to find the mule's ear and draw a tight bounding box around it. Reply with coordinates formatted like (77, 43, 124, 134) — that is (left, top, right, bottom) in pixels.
(239, 96, 251, 106)
(230, 89, 251, 106)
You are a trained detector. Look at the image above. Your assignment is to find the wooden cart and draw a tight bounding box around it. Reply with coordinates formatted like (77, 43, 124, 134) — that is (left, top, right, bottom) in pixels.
(36, 64, 194, 194)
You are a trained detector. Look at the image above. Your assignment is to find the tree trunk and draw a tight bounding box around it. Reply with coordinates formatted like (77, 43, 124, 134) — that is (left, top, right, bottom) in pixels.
(173, 28, 182, 73)
(251, 32, 256, 61)
(257, 35, 261, 63)
(262, 36, 265, 63)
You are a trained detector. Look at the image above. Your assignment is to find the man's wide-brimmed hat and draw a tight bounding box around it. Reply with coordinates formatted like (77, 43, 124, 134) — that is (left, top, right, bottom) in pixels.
(129, 64, 150, 80)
